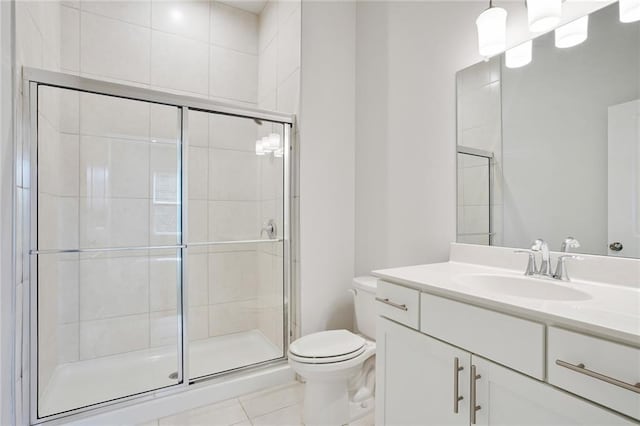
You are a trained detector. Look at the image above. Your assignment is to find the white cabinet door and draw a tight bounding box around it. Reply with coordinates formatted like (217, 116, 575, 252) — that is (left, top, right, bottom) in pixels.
(376, 317, 470, 426)
(472, 356, 636, 426)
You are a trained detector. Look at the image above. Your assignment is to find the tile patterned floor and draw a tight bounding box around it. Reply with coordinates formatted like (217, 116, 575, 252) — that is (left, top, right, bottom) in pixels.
(138, 381, 375, 426)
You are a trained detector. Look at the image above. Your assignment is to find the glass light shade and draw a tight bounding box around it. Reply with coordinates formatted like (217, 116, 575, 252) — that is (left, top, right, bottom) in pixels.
(255, 139, 265, 155)
(620, 0, 640, 22)
(555, 16, 588, 48)
(268, 133, 281, 151)
(476, 6, 508, 57)
(527, 0, 562, 32)
(505, 40, 532, 68)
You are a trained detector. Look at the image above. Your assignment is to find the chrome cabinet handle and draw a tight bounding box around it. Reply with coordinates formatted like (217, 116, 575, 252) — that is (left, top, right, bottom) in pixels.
(453, 357, 464, 413)
(555, 360, 640, 393)
(470, 365, 482, 424)
(375, 297, 408, 311)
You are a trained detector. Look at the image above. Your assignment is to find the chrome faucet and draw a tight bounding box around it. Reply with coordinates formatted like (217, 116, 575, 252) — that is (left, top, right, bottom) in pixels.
(560, 237, 580, 253)
(553, 237, 582, 281)
(531, 239, 553, 277)
(553, 255, 583, 281)
(514, 249, 537, 276)
(516, 237, 583, 281)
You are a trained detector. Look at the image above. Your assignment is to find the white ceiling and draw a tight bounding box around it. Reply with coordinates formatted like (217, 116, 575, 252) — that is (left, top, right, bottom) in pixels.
(217, 0, 268, 14)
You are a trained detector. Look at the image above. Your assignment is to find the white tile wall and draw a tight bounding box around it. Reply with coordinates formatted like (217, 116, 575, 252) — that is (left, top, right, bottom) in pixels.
(151, 0, 210, 42)
(80, 314, 149, 360)
(151, 31, 210, 96)
(79, 254, 150, 321)
(80, 12, 151, 84)
(210, 46, 258, 102)
(211, 2, 259, 54)
(81, 0, 151, 27)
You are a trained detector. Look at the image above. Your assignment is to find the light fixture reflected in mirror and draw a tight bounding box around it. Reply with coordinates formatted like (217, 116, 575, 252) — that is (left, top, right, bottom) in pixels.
(505, 40, 533, 68)
(555, 16, 589, 48)
(527, 0, 562, 32)
(620, 0, 640, 22)
(476, 1, 508, 57)
(256, 133, 282, 157)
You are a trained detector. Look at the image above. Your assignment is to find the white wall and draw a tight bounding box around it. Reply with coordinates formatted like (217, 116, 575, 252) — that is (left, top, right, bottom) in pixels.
(355, 1, 485, 276)
(299, 0, 356, 334)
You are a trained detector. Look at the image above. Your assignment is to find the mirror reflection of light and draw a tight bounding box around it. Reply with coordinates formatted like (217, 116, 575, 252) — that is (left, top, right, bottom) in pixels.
(170, 8, 183, 22)
(555, 16, 589, 49)
(505, 40, 532, 68)
(476, 4, 508, 57)
(620, 0, 640, 22)
(527, 0, 562, 33)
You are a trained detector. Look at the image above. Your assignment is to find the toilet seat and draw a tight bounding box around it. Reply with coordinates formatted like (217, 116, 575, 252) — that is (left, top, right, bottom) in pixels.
(289, 330, 366, 364)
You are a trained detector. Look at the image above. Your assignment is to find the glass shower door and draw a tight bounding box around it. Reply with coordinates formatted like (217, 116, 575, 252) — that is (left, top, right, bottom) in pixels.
(35, 85, 184, 417)
(457, 150, 493, 245)
(186, 110, 286, 380)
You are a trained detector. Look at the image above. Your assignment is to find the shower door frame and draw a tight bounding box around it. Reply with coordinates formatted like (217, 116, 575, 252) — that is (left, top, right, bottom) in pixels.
(21, 67, 295, 425)
(455, 145, 495, 246)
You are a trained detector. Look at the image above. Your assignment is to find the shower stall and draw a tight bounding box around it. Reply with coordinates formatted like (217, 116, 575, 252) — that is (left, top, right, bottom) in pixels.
(20, 69, 293, 422)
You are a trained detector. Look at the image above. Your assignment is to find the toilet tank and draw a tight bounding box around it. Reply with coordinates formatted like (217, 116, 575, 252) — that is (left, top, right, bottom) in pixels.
(352, 276, 378, 340)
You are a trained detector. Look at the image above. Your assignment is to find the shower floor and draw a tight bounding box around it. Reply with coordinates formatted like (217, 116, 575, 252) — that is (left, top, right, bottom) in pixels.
(39, 329, 282, 417)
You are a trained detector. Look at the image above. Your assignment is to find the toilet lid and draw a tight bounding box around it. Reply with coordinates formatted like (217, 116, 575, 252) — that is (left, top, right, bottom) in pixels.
(289, 330, 366, 359)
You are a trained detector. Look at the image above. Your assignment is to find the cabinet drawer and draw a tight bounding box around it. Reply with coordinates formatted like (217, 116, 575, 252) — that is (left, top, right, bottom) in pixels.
(376, 281, 420, 329)
(548, 327, 640, 420)
(420, 293, 545, 379)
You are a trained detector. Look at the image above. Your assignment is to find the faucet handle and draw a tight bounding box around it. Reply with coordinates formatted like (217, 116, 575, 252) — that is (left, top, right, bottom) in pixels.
(553, 254, 584, 281)
(514, 249, 537, 276)
(561, 237, 581, 253)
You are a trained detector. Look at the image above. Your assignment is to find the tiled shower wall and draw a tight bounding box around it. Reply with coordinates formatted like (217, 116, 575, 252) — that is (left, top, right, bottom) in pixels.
(14, 0, 64, 411)
(15, 0, 300, 408)
(456, 58, 503, 246)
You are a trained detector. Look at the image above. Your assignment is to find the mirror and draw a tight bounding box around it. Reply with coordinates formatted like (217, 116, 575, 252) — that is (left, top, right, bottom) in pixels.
(456, 2, 640, 258)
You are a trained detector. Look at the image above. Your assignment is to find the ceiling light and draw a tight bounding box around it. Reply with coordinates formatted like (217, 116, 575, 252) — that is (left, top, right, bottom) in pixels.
(476, 2, 508, 57)
(620, 0, 640, 22)
(170, 8, 183, 22)
(505, 40, 533, 68)
(527, 0, 562, 32)
(555, 16, 588, 48)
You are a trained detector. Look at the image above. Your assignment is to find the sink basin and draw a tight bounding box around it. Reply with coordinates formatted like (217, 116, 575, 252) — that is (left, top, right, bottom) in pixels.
(455, 274, 592, 301)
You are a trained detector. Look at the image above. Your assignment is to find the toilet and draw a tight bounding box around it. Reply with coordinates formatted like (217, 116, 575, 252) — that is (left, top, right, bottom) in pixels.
(288, 276, 377, 426)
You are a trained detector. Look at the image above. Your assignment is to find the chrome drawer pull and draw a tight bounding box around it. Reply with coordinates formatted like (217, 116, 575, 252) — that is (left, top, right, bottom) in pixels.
(453, 357, 464, 413)
(470, 365, 481, 424)
(375, 297, 408, 311)
(556, 360, 640, 394)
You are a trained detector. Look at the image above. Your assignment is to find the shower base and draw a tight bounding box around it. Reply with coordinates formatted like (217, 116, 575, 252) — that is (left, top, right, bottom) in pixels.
(39, 329, 282, 418)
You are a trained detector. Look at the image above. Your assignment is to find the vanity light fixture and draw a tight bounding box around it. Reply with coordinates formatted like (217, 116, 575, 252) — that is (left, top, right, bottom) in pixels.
(555, 16, 589, 48)
(620, 0, 640, 22)
(505, 40, 533, 68)
(255, 133, 282, 157)
(528, 0, 562, 32)
(255, 137, 266, 156)
(476, 0, 508, 57)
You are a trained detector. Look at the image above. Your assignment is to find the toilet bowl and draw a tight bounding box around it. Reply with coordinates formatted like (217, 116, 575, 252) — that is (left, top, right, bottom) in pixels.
(288, 276, 377, 426)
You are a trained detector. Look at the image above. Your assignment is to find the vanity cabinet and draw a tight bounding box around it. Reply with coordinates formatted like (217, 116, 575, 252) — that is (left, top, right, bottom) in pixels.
(375, 281, 638, 425)
(376, 317, 470, 426)
(377, 317, 635, 426)
(472, 355, 634, 426)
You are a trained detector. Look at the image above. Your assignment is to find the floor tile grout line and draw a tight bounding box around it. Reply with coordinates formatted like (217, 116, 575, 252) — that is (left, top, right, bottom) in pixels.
(237, 396, 254, 425)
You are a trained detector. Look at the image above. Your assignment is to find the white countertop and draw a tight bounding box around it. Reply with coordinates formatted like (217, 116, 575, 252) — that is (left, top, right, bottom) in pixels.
(372, 261, 640, 347)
